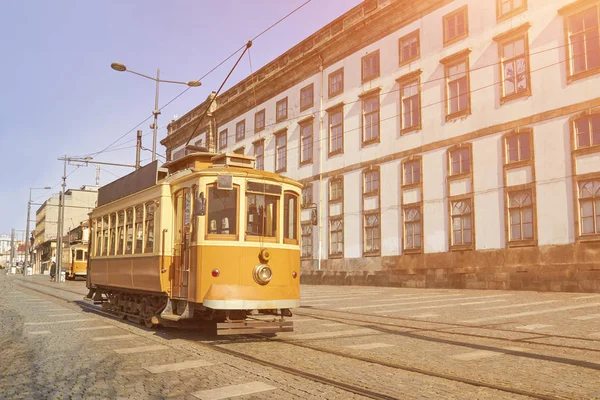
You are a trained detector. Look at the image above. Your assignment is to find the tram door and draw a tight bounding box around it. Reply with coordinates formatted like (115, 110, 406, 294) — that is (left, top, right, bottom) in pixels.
(173, 189, 191, 299)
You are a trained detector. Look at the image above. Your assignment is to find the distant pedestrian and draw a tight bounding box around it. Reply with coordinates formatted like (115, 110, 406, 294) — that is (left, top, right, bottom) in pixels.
(50, 261, 56, 282)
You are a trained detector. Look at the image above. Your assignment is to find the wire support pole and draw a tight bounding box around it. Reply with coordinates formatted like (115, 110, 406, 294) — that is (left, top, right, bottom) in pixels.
(152, 69, 160, 162)
(55, 155, 67, 283)
(23, 191, 32, 275)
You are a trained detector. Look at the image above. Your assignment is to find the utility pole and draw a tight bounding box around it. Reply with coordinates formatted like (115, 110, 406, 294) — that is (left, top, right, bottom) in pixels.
(24, 197, 32, 275)
(55, 155, 67, 283)
(152, 69, 160, 162)
(135, 130, 142, 169)
(96, 164, 101, 185)
(9, 228, 15, 272)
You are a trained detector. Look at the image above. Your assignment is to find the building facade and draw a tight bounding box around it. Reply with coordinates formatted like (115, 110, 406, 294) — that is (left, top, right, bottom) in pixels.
(162, 0, 600, 291)
(33, 186, 98, 273)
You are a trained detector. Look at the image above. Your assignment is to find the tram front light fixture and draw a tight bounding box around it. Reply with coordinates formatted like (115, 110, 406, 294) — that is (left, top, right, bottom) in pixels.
(253, 264, 272, 285)
(211, 269, 220, 277)
(292, 271, 298, 279)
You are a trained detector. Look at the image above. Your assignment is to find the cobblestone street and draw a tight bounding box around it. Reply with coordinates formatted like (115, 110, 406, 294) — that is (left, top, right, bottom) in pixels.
(2, 273, 600, 399)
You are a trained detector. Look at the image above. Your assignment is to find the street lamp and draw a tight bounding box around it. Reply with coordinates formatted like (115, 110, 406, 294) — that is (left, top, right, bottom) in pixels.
(24, 186, 51, 276)
(110, 62, 201, 162)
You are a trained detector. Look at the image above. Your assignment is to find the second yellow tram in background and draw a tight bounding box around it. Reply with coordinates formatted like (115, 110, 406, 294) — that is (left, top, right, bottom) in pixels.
(85, 147, 302, 334)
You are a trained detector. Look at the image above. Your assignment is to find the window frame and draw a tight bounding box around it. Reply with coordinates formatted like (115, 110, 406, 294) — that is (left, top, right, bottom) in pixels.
(396, 69, 423, 134)
(300, 83, 314, 112)
(504, 129, 533, 165)
(205, 183, 240, 241)
(361, 50, 381, 82)
(362, 167, 381, 257)
(245, 191, 279, 244)
(299, 117, 314, 166)
(576, 176, 600, 239)
(443, 5, 469, 47)
(497, 0, 528, 22)
(402, 204, 423, 253)
(449, 195, 475, 251)
(144, 201, 155, 254)
(328, 177, 344, 259)
(398, 29, 420, 66)
(360, 91, 381, 146)
(274, 129, 287, 173)
(441, 49, 472, 121)
(327, 104, 344, 157)
(253, 138, 265, 171)
(276, 97, 288, 123)
(254, 109, 266, 133)
(448, 143, 473, 178)
(402, 156, 422, 189)
(283, 191, 300, 245)
(236, 120, 245, 142)
(328, 67, 344, 98)
(573, 112, 600, 151)
(505, 185, 537, 247)
(219, 128, 228, 150)
(302, 183, 314, 207)
(493, 24, 532, 104)
(301, 221, 313, 260)
(560, 2, 600, 84)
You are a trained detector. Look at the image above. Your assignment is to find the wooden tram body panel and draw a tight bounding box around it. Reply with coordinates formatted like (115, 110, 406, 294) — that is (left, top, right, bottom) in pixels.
(86, 151, 302, 332)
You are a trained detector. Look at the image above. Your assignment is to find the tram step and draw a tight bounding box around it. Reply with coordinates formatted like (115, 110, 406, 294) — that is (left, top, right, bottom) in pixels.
(160, 313, 183, 322)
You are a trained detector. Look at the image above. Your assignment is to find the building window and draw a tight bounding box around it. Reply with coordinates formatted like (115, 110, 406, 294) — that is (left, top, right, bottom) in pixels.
(499, 34, 531, 102)
(401, 79, 421, 132)
(330, 178, 343, 202)
(302, 184, 313, 206)
(451, 199, 473, 247)
(329, 218, 343, 257)
(505, 131, 531, 163)
(363, 213, 380, 255)
(399, 30, 420, 65)
(449, 146, 471, 176)
(362, 95, 380, 145)
(328, 68, 344, 98)
(565, 5, 600, 81)
(301, 222, 313, 259)
(508, 189, 534, 241)
(403, 159, 421, 186)
(575, 114, 600, 149)
(219, 129, 227, 150)
(364, 169, 380, 195)
(497, 0, 527, 21)
(236, 120, 245, 142)
(255, 109, 265, 133)
(444, 57, 470, 119)
(579, 180, 600, 235)
(300, 84, 314, 111)
(275, 131, 287, 173)
(254, 140, 264, 171)
(443, 6, 468, 47)
(328, 107, 344, 156)
(276, 97, 288, 122)
(404, 206, 422, 251)
(329, 177, 344, 258)
(300, 121, 313, 165)
(362, 50, 380, 82)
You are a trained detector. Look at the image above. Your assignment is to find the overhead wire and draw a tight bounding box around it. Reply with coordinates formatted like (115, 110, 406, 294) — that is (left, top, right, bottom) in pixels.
(79, 0, 315, 159)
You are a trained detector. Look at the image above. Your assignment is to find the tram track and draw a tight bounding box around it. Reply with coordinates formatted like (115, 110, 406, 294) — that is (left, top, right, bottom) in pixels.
(8, 279, 588, 400)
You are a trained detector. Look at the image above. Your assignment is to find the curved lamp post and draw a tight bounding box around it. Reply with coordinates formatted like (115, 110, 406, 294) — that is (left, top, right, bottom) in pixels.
(110, 62, 201, 162)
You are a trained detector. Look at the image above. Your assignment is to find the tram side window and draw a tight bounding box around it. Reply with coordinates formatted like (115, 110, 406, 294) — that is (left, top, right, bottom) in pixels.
(207, 186, 238, 236)
(76, 250, 84, 261)
(284, 193, 298, 242)
(111, 213, 118, 255)
(117, 211, 124, 254)
(246, 193, 277, 237)
(102, 216, 109, 256)
(145, 202, 155, 253)
(135, 205, 143, 253)
(126, 208, 134, 253)
(93, 219, 99, 256)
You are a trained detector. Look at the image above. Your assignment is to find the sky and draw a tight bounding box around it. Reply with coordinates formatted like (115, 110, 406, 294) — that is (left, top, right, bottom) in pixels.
(0, 0, 363, 235)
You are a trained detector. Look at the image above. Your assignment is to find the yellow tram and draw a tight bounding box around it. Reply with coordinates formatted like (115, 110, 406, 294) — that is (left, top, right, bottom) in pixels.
(66, 243, 88, 280)
(85, 147, 302, 334)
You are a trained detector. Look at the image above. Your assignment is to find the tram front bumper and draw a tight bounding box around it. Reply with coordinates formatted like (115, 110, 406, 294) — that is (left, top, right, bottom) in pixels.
(202, 284, 300, 310)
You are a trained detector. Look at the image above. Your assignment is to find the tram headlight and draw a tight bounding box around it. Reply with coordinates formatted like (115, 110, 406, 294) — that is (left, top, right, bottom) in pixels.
(253, 264, 272, 285)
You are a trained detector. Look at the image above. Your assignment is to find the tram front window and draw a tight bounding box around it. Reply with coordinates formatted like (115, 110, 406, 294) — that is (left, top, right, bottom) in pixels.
(246, 193, 277, 237)
(207, 186, 238, 235)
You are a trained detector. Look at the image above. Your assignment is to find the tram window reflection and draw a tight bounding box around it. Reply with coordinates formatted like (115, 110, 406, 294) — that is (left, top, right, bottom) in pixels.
(246, 193, 277, 237)
(207, 186, 238, 235)
(284, 193, 298, 241)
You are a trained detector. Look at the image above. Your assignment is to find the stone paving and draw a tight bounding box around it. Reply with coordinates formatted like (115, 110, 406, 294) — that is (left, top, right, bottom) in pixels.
(2, 273, 600, 399)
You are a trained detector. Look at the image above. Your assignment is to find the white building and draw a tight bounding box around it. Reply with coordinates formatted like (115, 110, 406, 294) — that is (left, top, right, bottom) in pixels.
(162, 0, 600, 291)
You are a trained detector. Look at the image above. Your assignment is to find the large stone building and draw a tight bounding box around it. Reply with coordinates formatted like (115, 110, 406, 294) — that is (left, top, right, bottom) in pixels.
(34, 186, 98, 273)
(162, 0, 600, 291)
